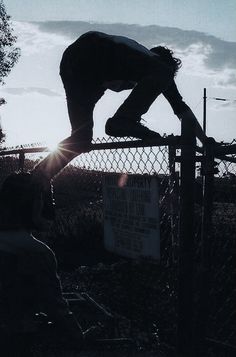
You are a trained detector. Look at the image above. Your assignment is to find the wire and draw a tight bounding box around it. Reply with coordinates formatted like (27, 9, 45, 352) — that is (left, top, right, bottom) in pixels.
(193, 97, 203, 110)
(209, 97, 236, 102)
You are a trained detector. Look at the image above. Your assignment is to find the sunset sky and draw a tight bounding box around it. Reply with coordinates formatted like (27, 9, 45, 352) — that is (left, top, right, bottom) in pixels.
(1, 0, 236, 147)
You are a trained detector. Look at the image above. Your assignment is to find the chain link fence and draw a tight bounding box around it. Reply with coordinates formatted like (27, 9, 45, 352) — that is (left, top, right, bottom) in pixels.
(204, 140, 236, 356)
(0, 138, 180, 352)
(0, 136, 235, 355)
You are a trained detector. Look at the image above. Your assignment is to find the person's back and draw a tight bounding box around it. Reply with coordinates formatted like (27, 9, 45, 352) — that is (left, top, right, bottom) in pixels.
(0, 172, 84, 353)
(0, 229, 64, 317)
(0, 244, 39, 334)
(60, 31, 163, 82)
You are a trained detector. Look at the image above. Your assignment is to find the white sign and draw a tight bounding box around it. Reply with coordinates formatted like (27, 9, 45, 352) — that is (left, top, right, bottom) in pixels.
(103, 173, 160, 261)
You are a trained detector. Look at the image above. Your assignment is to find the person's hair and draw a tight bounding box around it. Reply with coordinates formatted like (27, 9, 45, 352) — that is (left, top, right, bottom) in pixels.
(0, 172, 41, 230)
(150, 46, 182, 76)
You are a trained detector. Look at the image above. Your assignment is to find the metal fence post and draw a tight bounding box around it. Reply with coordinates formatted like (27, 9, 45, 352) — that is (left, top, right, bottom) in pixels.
(177, 117, 196, 355)
(18, 151, 25, 172)
(168, 145, 179, 264)
(195, 138, 215, 354)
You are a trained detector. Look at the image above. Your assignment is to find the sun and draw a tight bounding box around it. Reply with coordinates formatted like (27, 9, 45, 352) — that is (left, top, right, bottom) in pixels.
(46, 138, 60, 152)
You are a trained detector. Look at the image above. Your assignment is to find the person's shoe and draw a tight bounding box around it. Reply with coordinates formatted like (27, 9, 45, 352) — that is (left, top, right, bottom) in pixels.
(105, 117, 161, 140)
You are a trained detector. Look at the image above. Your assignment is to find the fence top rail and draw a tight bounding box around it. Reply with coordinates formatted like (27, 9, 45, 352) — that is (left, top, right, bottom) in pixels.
(0, 136, 181, 156)
(214, 143, 236, 156)
(0, 146, 49, 156)
(196, 143, 236, 164)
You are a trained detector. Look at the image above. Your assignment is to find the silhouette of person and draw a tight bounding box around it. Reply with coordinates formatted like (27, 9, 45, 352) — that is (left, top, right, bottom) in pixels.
(33, 31, 206, 180)
(0, 172, 84, 353)
(60, 31, 206, 141)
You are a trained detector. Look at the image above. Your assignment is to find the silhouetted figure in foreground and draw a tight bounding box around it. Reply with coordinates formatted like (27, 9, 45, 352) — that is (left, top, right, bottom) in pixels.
(0, 172, 84, 355)
(34, 31, 206, 180)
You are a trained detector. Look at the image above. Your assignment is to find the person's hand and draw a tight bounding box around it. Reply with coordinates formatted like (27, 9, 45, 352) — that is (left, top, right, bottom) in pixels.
(177, 108, 207, 144)
(206, 137, 223, 147)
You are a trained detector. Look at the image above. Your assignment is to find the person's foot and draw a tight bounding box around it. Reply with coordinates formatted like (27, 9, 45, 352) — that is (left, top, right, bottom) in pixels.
(67, 127, 93, 150)
(105, 117, 161, 140)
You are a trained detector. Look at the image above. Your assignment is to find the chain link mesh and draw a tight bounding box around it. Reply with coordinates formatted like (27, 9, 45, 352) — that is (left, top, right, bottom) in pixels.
(1, 137, 235, 354)
(204, 142, 236, 355)
(0, 137, 180, 350)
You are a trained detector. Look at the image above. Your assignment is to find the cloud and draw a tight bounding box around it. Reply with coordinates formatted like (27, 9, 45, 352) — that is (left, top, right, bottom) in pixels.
(2, 87, 62, 97)
(34, 20, 236, 87)
(173, 43, 236, 89)
(13, 21, 69, 56)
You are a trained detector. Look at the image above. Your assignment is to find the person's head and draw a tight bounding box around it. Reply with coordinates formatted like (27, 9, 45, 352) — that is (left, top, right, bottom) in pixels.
(0, 172, 55, 231)
(150, 46, 182, 76)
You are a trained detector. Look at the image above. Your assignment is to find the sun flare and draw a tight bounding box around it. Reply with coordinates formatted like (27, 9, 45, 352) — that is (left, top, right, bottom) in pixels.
(46, 139, 60, 152)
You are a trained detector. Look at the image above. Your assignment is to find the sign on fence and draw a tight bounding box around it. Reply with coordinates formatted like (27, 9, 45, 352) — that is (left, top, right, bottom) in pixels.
(103, 173, 160, 260)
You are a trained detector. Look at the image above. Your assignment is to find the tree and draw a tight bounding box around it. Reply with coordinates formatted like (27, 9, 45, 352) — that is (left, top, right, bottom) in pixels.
(0, 125, 5, 145)
(0, 1, 20, 146)
(0, 0, 20, 85)
(0, 97, 6, 146)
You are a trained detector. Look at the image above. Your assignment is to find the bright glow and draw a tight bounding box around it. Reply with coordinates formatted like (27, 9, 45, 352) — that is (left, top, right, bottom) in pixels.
(46, 139, 60, 152)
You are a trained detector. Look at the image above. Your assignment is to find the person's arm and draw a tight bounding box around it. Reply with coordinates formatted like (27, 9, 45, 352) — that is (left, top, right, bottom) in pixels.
(176, 107, 207, 144)
(163, 80, 207, 144)
(34, 247, 84, 342)
(36, 247, 70, 316)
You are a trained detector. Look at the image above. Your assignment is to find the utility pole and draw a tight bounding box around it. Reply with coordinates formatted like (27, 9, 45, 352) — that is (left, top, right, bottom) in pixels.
(203, 88, 207, 135)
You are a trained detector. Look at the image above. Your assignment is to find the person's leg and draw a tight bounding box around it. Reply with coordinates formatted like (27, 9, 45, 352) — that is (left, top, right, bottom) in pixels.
(32, 77, 104, 182)
(115, 71, 172, 117)
(32, 101, 94, 183)
(62, 73, 105, 142)
(32, 129, 92, 183)
(66, 97, 95, 143)
(105, 59, 173, 139)
(65, 80, 104, 143)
